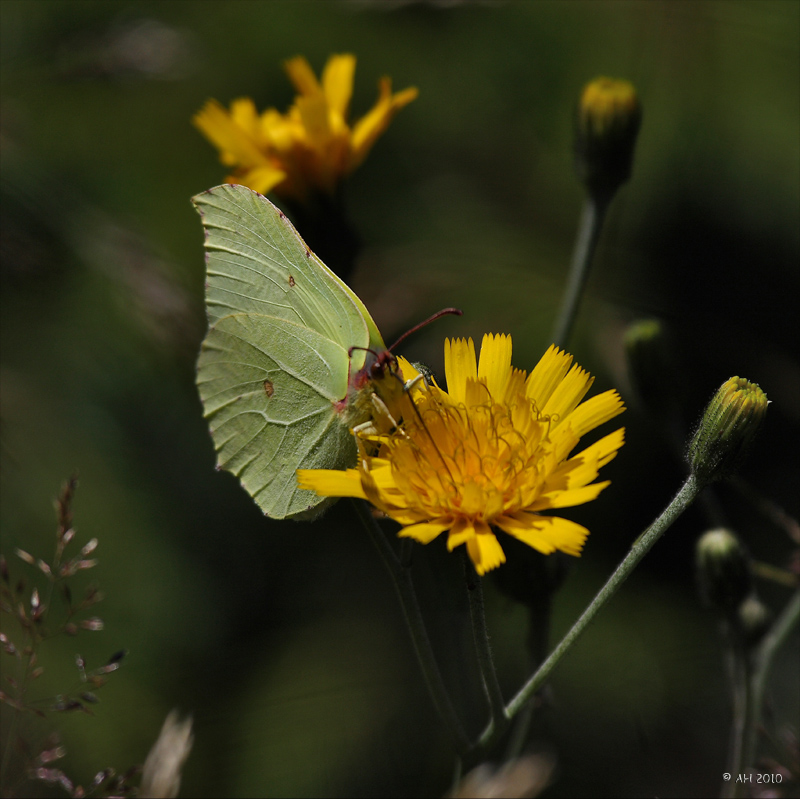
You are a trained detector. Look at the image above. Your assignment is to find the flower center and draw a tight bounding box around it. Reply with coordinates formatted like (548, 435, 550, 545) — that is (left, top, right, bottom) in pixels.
(385, 385, 552, 523)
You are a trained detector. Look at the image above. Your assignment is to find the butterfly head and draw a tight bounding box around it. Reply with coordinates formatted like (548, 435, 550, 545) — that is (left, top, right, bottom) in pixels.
(336, 346, 402, 428)
(337, 308, 462, 432)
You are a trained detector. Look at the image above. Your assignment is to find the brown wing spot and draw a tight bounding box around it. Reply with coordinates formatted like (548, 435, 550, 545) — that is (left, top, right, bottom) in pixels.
(288, 275, 296, 287)
(263, 380, 275, 398)
(305, 249, 310, 258)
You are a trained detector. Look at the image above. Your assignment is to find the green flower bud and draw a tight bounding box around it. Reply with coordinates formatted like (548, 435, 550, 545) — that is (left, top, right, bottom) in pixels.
(574, 77, 642, 200)
(736, 594, 772, 647)
(688, 377, 768, 483)
(696, 528, 752, 611)
(624, 319, 679, 415)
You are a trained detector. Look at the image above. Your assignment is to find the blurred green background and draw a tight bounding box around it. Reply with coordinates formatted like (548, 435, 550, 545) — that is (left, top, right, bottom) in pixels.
(1, 1, 798, 796)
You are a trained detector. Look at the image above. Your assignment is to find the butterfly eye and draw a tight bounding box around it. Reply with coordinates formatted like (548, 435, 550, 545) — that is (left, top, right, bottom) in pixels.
(370, 351, 398, 381)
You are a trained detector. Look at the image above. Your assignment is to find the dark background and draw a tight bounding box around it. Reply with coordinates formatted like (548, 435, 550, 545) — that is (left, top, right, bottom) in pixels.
(1, 1, 798, 796)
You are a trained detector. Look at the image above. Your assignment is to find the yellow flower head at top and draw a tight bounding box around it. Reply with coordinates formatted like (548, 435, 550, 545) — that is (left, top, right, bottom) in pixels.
(193, 54, 418, 202)
(574, 76, 642, 197)
(298, 335, 626, 576)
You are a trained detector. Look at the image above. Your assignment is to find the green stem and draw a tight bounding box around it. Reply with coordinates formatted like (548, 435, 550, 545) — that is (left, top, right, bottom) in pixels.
(504, 593, 553, 761)
(740, 589, 800, 783)
(722, 623, 750, 799)
(477, 473, 703, 749)
(352, 500, 471, 756)
(551, 195, 610, 349)
(462, 553, 508, 734)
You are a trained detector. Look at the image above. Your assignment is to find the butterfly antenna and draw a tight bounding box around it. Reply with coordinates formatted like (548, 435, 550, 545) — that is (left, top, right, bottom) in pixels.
(349, 345, 378, 360)
(388, 308, 462, 353)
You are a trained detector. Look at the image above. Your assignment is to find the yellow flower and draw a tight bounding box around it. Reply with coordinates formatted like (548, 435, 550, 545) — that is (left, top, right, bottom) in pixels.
(578, 77, 640, 139)
(193, 53, 418, 202)
(574, 76, 642, 197)
(298, 335, 626, 576)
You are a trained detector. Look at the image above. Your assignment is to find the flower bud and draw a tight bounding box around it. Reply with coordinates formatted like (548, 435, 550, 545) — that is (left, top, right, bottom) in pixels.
(737, 594, 772, 647)
(574, 77, 642, 200)
(624, 319, 679, 415)
(696, 528, 752, 611)
(687, 377, 768, 483)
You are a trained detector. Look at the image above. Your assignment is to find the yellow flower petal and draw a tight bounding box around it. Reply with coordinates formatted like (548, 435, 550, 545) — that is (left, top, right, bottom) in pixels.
(390, 509, 444, 526)
(296, 468, 365, 498)
(360, 463, 391, 511)
(563, 390, 625, 438)
(322, 53, 356, 118)
(368, 460, 399, 492)
(193, 99, 269, 168)
(542, 363, 594, 424)
(477, 333, 513, 401)
(545, 424, 581, 464)
(444, 338, 477, 405)
(398, 520, 451, 544)
(236, 165, 288, 195)
(464, 377, 491, 408)
(349, 78, 419, 171)
(260, 109, 294, 149)
(549, 427, 626, 491)
(447, 517, 477, 551)
(396, 357, 421, 385)
(529, 481, 610, 510)
(504, 367, 528, 405)
(229, 97, 261, 139)
(284, 55, 321, 96)
(498, 513, 589, 556)
(295, 93, 333, 148)
(467, 529, 507, 575)
(526, 345, 574, 410)
(580, 426, 626, 468)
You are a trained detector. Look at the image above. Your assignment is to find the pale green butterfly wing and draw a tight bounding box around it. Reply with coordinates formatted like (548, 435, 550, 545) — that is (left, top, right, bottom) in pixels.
(193, 184, 386, 519)
(194, 184, 384, 357)
(197, 314, 354, 519)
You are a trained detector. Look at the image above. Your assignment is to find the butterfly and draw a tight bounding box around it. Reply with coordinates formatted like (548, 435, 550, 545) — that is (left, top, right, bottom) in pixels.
(194, 184, 401, 520)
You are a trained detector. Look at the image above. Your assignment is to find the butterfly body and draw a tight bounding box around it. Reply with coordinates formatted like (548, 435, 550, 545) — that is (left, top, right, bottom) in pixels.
(194, 184, 394, 519)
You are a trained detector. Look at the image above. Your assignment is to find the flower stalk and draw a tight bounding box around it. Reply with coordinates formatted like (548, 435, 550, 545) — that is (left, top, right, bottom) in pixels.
(351, 499, 471, 756)
(551, 196, 609, 349)
(478, 472, 703, 750)
(462, 553, 508, 735)
(735, 589, 800, 797)
(553, 76, 641, 348)
(723, 626, 751, 799)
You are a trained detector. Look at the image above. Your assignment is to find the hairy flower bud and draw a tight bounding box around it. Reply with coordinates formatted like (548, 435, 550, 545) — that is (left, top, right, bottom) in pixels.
(696, 528, 752, 611)
(574, 77, 642, 200)
(688, 377, 768, 483)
